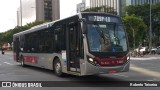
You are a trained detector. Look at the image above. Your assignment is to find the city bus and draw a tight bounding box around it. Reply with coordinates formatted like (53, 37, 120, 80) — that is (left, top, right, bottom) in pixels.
(13, 12, 130, 76)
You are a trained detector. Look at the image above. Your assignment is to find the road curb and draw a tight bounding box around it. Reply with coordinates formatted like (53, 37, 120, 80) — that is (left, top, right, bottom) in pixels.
(131, 57, 160, 60)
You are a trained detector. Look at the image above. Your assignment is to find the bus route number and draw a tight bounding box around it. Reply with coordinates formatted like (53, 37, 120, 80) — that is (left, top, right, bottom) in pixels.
(89, 16, 111, 22)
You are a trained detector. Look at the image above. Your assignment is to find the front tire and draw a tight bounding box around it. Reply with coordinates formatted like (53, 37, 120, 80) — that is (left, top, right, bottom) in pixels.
(54, 58, 64, 77)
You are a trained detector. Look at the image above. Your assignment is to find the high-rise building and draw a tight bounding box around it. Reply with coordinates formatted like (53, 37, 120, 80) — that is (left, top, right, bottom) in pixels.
(36, 0, 60, 21)
(77, 0, 86, 13)
(17, 0, 60, 26)
(88, 0, 160, 16)
(89, 0, 121, 15)
(130, 0, 160, 5)
(17, 8, 21, 26)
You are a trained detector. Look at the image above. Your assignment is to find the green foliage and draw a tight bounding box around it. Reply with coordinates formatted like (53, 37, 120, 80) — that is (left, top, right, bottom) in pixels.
(122, 15, 147, 48)
(83, 5, 117, 15)
(126, 3, 160, 46)
(0, 20, 47, 47)
(152, 3, 160, 37)
(126, 4, 150, 26)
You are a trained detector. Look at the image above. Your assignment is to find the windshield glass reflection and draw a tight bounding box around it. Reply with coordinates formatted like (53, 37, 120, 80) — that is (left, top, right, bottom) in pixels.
(87, 23, 127, 52)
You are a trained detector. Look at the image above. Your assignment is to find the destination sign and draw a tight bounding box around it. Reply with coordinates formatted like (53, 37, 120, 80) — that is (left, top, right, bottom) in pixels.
(87, 15, 120, 23)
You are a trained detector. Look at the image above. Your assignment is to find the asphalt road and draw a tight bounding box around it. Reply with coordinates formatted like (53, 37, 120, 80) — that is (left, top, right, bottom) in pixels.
(0, 51, 160, 90)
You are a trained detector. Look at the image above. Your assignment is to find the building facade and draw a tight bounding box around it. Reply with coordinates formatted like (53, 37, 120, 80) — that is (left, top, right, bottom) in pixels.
(17, 8, 21, 26)
(17, 0, 60, 26)
(88, 0, 160, 16)
(89, 0, 122, 15)
(77, 2, 86, 13)
(36, 0, 60, 21)
(129, 0, 160, 5)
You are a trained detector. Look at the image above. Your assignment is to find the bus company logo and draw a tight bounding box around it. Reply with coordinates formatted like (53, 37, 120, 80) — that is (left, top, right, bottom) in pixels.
(100, 61, 110, 65)
(2, 82, 12, 87)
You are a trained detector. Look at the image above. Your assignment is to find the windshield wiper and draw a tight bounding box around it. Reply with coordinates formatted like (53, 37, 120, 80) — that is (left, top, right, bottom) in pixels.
(93, 22, 107, 44)
(113, 23, 120, 45)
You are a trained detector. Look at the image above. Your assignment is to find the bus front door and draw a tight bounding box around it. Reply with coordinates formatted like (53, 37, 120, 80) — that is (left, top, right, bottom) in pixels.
(67, 23, 80, 72)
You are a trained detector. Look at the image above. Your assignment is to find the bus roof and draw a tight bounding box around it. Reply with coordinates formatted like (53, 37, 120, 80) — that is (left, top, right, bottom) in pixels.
(13, 12, 119, 37)
(81, 12, 119, 17)
(13, 22, 55, 37)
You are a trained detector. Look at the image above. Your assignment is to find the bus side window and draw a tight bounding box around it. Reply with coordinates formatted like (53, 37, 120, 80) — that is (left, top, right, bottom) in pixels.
(54, 26, 66, 53)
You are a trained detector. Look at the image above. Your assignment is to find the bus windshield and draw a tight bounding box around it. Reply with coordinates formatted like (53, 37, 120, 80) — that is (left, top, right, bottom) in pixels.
(87, 22, 127, 52)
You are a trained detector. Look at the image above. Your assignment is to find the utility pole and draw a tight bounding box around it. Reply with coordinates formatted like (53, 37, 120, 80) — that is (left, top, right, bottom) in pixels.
(20, 0, 22, 26)
(149, 0, 152, 53)
(129, 23, 135, 51)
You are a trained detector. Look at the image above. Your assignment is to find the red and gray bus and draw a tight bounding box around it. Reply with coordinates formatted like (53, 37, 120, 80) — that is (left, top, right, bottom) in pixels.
(13, 12, 130, 76)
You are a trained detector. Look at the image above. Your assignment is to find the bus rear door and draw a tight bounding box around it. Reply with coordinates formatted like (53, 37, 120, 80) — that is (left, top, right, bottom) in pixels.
(15, 37, 20, 62)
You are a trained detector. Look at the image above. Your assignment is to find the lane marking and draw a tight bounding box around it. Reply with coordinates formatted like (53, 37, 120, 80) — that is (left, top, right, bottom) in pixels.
(147, 78, 159, 81)
(3, 62, 14, 65)
(141, 63, 154, 65)
(113, 74, 129, 78)
(130, 64, 160, 78)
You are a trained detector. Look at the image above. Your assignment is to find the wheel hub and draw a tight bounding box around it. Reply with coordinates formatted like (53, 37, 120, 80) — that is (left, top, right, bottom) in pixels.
(55, 62, 61, 73)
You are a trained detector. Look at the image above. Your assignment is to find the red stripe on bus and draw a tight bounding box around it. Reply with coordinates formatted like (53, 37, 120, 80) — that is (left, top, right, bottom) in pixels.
(94, 56, 127, 66)
(24, 56, 38, 64)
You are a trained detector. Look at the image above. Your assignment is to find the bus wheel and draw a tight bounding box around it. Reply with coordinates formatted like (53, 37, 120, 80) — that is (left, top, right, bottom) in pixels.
(54, 58, 63, 77)
(20, 56, 26, 67)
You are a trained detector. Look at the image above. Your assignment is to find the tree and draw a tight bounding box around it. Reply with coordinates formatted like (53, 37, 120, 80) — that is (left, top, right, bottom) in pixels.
(126, 3, 160, 46)
(122, 15, 147, 48)
(126, 4, 150, 26)
(0, 33, 4, 49)
(152, 3, 160, 46)
(0, 20, 46, 48)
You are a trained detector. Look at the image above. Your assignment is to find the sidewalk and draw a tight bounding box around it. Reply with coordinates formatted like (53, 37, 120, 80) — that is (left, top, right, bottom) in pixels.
(0, 50, 13, 55)
(130, 54, 160, 60)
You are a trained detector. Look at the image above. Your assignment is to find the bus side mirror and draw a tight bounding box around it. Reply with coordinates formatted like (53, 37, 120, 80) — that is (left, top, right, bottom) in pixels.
(79, 18, 87, 34)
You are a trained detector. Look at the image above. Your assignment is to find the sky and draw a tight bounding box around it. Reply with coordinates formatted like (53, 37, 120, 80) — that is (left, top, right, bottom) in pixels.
(0, 0, 19, 33)
(0, 0, 89, 33)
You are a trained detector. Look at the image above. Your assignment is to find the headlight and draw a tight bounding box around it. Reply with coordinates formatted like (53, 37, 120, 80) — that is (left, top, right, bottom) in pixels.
(87, 57, 99, 66)
(127, 56, 130, 60)
(89, 58, 94, 62)
(127, 52, 130, 60)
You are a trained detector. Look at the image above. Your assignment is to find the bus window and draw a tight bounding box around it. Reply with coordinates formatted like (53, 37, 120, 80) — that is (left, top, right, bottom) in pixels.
(54, 26, 66, 53)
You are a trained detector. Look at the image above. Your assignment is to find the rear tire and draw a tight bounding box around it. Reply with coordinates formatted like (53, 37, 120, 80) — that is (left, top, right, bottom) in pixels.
(54, 58, 64, 77)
